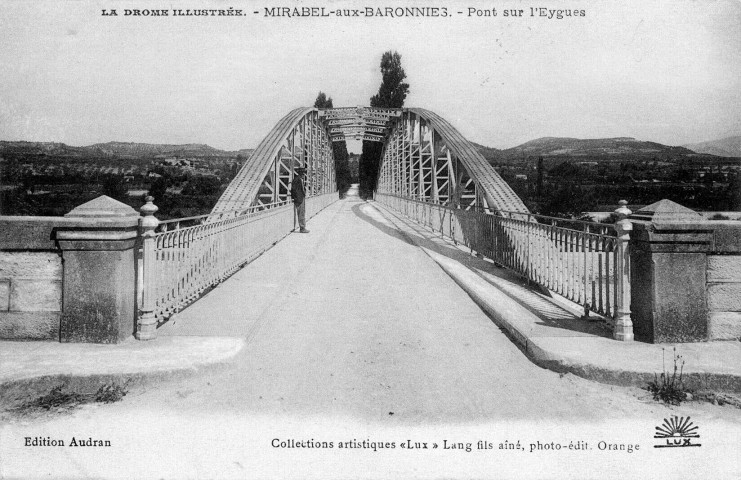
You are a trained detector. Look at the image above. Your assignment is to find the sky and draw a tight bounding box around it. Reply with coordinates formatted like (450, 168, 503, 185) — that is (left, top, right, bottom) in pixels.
(1, 0, 740, 153)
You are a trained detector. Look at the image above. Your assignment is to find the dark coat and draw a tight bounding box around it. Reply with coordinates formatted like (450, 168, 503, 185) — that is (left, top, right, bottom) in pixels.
(290, 175, 306, 204)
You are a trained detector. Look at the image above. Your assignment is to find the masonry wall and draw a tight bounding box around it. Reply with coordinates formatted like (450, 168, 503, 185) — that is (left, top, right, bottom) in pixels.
(707, 255, 741, 340)
(707, 222, 741, 340)
(0, 217, 73, 340)
(0, 251, 62, 339)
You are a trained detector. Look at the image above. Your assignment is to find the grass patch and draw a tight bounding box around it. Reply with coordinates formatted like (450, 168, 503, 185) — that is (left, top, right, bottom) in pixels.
(647, 347, 690, 406)
(12, 382, 129, 416)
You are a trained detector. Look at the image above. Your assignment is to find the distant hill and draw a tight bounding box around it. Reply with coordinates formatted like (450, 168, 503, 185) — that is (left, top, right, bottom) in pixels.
(88, 142, 223, 158)
(470, 142, 501, 161)
(684, 136, 741, 157)
(496, 137, 695, 160)
(0, 140, 253, 159)
(0, 141, 91, 157)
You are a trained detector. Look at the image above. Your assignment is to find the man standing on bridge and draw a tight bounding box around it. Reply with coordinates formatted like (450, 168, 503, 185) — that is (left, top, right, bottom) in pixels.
(291, 167, 309, 233)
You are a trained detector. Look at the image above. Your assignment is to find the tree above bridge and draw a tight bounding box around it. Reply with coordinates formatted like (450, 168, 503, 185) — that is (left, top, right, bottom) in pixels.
(362, 51, 410, 198)
(314, 92, 334, 109)
(370, 52, 410, 109)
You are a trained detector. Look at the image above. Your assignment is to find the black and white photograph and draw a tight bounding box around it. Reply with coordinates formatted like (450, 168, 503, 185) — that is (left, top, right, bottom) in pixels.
(1, 0, 740, 478)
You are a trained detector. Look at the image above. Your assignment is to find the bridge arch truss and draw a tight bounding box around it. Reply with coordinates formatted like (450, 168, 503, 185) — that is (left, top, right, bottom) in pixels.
(211, 107, 336, 217)
(377, 108, 528, 214)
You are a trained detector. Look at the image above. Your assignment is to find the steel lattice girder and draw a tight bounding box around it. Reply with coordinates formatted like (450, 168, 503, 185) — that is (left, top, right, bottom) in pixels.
(377, 108, 529, 214)
(318, 106, 401, 119)
(327, 118, 389, 127)
(210, 107, 336, 218)
(330, 125, 387, 135)
(319, 107, 400, 143)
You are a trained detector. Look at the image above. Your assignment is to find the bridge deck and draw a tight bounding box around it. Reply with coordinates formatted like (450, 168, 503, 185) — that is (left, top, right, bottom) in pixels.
(153, 195, 643, 423)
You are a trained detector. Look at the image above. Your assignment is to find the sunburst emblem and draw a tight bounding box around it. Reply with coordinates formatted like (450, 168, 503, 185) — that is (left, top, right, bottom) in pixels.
(654, 416, 699, 438)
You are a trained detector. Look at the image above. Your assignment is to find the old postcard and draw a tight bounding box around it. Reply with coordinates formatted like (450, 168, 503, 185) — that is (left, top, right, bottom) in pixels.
(1, 0, 740, 479)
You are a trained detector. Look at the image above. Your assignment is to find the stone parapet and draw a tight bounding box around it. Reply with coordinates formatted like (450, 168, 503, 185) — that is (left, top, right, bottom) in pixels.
(0, 216, 88, 250)
(0, 196, 141, 343)
(1, 217, 71, 340)
(629, 199, 741, 343)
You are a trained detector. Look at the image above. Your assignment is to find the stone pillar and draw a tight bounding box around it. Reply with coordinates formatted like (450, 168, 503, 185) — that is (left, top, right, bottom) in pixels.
(57, 196, 139, 343)
(629, 199, 711, 343)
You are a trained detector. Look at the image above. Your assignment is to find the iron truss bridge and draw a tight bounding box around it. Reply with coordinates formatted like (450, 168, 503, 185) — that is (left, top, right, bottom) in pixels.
(210, 106, 528, 217)
(137, 106, 632, 342)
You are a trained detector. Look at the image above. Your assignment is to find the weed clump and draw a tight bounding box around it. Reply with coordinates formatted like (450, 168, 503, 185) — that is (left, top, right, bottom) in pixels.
(94, 383, 128, 403)
(12, 382, 129, 415)
(647, 347, 689, 406)
(27, 385, 87, 412)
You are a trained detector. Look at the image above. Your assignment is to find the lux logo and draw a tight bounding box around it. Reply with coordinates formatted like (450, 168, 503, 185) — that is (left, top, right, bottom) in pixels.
(654, 416, 701, 448)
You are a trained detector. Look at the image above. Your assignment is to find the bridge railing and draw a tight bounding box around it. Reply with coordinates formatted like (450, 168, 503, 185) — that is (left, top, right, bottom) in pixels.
(376, 193, 633, 340)
(136, 192, 337, 339)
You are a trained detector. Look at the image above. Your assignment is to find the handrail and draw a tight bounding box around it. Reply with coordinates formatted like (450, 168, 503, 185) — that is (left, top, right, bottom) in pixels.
(158, 200, 292, 229)
(383, 193, 615, 231)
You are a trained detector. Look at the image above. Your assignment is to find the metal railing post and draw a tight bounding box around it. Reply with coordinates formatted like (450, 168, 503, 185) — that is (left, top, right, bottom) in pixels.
(613, 200, 634, 341)
(136, 196, 160, 340)
(525, 214, 531, 282)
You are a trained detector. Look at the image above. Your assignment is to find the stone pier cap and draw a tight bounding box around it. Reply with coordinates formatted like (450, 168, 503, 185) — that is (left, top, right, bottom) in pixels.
(57, 196, 140, 251)
(629, 199, 741, 253)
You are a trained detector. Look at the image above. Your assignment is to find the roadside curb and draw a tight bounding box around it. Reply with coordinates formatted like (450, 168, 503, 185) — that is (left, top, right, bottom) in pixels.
(524, 337, 741, 393)
(0, 337, 244, 407)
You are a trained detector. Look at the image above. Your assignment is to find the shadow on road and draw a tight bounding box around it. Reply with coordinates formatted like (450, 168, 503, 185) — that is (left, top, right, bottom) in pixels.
(350, 201, 415, 246)
(358, 201, 610, 338)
